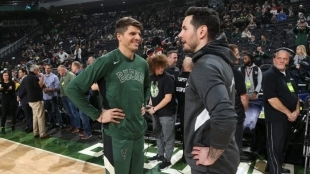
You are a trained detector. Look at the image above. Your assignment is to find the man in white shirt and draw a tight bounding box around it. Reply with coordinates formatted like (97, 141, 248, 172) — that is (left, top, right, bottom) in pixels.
(58, 49, 69, 64)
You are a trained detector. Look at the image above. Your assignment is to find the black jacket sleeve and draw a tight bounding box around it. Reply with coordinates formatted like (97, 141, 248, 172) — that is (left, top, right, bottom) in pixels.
(19, 80, 26, 99)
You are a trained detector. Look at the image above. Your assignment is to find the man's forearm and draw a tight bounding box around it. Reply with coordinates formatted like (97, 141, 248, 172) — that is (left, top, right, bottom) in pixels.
(268, 97, 291, 115)
(208, 146, 224, 162)
(296, 99, 300, 112)
(240, 94, 249, 111)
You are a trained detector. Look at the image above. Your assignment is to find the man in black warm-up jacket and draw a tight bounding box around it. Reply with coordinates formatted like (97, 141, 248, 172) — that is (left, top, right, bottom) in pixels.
(178, 7, 239, 174)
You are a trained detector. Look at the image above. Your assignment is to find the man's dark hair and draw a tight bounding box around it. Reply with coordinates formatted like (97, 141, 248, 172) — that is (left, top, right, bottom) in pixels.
(185, 7, 220, 41)
(45, 64, 52, 68)
(244, 52, 254, 62)
(19, 68, 28, 75)
(167, 50, 178, 57)
(115, 17, 143, 34)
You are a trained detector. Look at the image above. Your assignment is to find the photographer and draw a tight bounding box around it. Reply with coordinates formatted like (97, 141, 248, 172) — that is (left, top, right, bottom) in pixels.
(293, 19, 310, 47)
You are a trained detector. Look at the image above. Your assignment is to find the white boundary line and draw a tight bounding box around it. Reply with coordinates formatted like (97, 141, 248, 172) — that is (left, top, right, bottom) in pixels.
(0, 138, 105, 169)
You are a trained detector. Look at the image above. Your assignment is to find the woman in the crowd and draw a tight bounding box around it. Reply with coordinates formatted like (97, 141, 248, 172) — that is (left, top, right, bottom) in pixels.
(0, 70, 18, 134)
(294, 45, 308, 66)
(241, 27, 252, 39)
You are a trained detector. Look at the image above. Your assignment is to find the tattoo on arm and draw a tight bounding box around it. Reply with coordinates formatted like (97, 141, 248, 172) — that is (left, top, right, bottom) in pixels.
(208, 147, 224, 161)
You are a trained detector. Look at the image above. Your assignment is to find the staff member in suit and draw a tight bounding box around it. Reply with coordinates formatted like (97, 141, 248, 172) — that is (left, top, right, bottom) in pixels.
(263, 48, 299, 174)
(17, 68, 33, 133)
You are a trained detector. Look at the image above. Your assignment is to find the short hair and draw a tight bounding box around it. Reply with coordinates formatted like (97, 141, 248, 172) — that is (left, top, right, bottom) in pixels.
(167, 50, 178, 57)
(88, 56, 95, 60)
(185, 7, 220, 41)
(72, 61, 81, 69)
(147, 54, 169, 74)
(58, 65, 67, 71)
(115, 17, 143, 34)
(45, 64, 52, 68)
(30, 65, 39, 72)
(229, 44, 239, 51)
(274, 50, 291, 59)
(19, 68, 28, 75)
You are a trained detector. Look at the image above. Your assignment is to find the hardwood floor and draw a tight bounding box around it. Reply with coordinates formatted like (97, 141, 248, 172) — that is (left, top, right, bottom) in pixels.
(0, 139, 105, 174)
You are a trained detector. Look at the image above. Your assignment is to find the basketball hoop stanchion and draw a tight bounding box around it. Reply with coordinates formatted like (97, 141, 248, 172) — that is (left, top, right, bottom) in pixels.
(304, 96, 310, 174)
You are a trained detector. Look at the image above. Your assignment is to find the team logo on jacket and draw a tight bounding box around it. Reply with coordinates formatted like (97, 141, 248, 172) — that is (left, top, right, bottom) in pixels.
(150, 81, 159, 98)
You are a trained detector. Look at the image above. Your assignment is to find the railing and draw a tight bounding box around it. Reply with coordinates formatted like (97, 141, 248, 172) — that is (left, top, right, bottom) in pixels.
(0, 25, 42, 59)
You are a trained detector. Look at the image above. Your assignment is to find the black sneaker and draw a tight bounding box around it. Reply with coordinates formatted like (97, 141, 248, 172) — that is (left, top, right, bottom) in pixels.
(159, 159, 171, 170)
(148, 154, 164, 162)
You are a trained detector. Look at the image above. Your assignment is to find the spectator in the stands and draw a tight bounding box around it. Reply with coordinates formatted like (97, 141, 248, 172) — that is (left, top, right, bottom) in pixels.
(293, 19, 310, 47)
(298, 13, 307, 22)
(293, 45, 308, 67)
(248, 20, 257, 30)
(87, 56, 95, 66)
(259, 35, 271, 46)
(231, 28, 242, 39)
(288, 5, 295, 17)
(241, 27, 252, 39)
(277, 11, 288, 22)
(262, 1, 270, 9)
(248, 36, 258, 45)
(58, 49, 69, 64)
(298, 5, 306, 16)
(81, 45, 88, 64)
(270, 7, 278, 15)
(253, 46, 270, 66)
(263, 8, 272, 27)
(278, 4, 288, 15)
(270, 14, 278, 27)
(246, 12, 254, 23)
(73, 45, 82, 62)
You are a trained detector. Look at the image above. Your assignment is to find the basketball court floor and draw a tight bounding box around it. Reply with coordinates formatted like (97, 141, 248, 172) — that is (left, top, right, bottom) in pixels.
(0, 124, 306, 174)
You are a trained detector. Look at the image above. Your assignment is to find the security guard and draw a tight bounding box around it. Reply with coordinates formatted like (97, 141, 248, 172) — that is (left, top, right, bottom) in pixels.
(263, 47, 299, 174)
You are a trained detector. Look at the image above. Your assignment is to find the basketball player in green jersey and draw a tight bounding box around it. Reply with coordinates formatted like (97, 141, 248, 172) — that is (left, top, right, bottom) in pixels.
(66, 17, 151, 174)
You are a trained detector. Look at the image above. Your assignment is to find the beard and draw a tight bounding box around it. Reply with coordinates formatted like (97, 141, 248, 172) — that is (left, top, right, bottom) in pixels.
(182, 35, 198, 53)
(244, 61, 252, 66)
